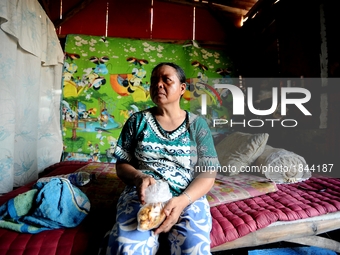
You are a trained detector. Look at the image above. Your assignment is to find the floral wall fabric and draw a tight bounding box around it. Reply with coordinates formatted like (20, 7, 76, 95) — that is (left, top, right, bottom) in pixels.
(62, 35, 237, 162)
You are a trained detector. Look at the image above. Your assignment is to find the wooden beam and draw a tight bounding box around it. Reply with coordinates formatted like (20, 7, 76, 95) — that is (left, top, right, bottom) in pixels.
(156, 0, 207, 8)
(287, 236, 340, 253)
(211, 2, 248, 16)
(244, 0, 277, 19)
(156, 0, 248, 16)
(53, 0, 96, 28)
(211, 0, 256, 10)
(211, 212, 340, 252)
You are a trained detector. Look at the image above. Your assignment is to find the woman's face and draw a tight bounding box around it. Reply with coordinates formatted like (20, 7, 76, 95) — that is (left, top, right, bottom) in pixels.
(150, 65, 186, 106)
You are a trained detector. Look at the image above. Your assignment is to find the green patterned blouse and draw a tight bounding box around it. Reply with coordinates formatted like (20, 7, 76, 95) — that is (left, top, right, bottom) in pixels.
(114, 107, 220, 196)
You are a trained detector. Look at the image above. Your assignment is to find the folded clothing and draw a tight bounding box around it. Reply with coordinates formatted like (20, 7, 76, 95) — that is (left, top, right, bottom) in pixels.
(0, 178, 90, 233)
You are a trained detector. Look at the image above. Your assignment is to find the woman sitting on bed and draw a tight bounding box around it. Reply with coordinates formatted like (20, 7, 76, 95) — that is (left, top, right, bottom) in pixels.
(104, 62, 220, 255)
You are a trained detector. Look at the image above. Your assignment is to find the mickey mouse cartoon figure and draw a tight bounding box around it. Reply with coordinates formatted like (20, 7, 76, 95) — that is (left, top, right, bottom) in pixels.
(88, 56, 110, 90)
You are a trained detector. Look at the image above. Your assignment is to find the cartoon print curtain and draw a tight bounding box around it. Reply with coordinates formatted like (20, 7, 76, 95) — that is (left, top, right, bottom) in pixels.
(62, 35, 236, 162)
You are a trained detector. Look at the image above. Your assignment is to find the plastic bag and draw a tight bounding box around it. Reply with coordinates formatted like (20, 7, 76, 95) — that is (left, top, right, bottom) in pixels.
(37, 172, 95, 186)
(137, 180, 172, 231)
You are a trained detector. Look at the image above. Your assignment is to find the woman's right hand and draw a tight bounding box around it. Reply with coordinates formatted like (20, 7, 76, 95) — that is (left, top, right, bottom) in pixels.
(134, 173, 156, 205)
(116, 163, 156, 204)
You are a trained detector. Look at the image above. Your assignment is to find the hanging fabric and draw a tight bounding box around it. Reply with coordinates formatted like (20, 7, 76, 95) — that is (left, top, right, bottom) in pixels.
(0, 0, 64, 193)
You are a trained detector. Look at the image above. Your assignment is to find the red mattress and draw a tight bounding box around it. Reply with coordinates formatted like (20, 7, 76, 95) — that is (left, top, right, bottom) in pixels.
(1, 161, 340, 254)
(210, 176, 340, 247)
(0, 161, 123, 255)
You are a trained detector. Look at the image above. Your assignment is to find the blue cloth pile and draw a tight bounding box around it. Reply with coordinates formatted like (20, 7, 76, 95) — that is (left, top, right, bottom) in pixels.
(0, 178, 90, 233)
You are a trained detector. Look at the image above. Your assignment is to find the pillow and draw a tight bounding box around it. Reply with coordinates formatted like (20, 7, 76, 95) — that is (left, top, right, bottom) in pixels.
(215, 132, 269, 176)
(254, 145, 311, 183)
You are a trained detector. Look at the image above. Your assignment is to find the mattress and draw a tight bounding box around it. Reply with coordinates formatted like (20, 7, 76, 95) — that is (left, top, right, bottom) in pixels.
(210, 176, 340, 248)
(1, 161, 340, 254)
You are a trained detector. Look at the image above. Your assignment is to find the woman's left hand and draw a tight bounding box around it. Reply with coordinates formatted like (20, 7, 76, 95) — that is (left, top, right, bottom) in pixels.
(153, 195, 190, 234)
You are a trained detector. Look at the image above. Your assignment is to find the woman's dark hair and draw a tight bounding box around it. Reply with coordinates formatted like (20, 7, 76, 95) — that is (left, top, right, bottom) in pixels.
(151, 62, 186, 83)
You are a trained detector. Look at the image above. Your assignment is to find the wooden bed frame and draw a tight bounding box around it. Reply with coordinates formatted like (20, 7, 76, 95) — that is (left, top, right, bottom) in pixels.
(211, 211, 340, 253)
